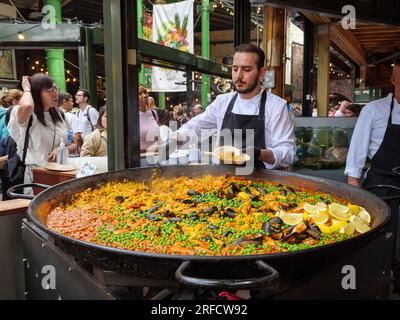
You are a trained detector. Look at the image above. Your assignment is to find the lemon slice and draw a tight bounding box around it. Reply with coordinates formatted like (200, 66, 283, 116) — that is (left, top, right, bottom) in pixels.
(358, 210, 371, 224)
(350, 215, 371, 233)
(328, 203, 350, 220)
(330, 219, 348, 232)
(279, 212, 304, 226)
(310, 213, 329, 225)
(315, 202, 328, 209)
(303, 203, 319, 214)
(347, 204, 361, 214)
(316, 224, 333, 235)
(340, 223, 356, 236)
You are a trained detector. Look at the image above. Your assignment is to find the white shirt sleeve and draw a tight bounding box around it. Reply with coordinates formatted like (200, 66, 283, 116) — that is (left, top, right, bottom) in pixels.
(264, 100, 296, 169)
(177, 98, 220, 139)
(344, 107, 374, 179)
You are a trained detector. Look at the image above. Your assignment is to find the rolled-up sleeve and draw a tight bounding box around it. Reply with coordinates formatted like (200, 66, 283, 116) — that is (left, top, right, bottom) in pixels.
(344, 107, 373, 179)
(265, 101, 296, 169)
(177, 99, 219, 139)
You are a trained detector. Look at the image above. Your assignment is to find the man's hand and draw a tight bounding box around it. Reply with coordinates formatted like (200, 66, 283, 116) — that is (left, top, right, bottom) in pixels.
(242, 146, 261, 165)
(348, 176, 361, 187)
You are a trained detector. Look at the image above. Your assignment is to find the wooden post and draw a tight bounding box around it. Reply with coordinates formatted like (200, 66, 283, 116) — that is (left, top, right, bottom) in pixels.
(263, 7, 285, 97)
(316, 24, 330, 117)
(360, 65, 367, 89)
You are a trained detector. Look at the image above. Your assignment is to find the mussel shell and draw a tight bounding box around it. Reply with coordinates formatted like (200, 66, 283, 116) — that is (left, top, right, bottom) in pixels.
(232, 237, 261, 246)
(262, 221, 273, 234)
(223, 208, 237, 218)
(280, 190, 287, 197)
(189, 215, 199, 221)
(208, 224, 218, 230)
(256, 187, 267, 195)
(115, 195, 126, 203)
(204, 206, 218, 215)
(148, 206, 158, 213)
(200, 235, 213, 242)
(145, 214, 157, 221)
(164, 210, 175, 217)
(222, 231, 232, 237)
(269, 217, 284, 229)
(187, 190, 201, 196)
(168, 217, 182, 223)
(182, 199, 195, 204)
(244, 188, 253, 196)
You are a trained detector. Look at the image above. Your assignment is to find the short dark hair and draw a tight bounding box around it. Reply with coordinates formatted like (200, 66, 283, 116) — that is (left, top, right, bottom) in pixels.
(234, 43, 265, 70)
(78, 89, 90, 102)
(57, 92, 72, 107)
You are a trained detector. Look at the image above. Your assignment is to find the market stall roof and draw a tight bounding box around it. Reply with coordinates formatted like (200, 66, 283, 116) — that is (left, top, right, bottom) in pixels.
(303, 12, 400, 65)
(250, 0, 400, 27)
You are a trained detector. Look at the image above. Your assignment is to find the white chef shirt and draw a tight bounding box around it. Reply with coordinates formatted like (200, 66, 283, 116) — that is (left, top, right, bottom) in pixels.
(77, 105, 99, 138)
(345, 93, 400, 179)
(177, 90, 296, 169)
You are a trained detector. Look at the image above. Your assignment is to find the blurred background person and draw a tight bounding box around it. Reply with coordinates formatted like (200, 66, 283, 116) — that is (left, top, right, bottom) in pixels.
(139, 85, 159, 152)
(81, 106, 107, 157)
(173, 104, 188, 129)
(333, 100, 352, 117)
(58, 92, 81, 151)
(192, 104, 204, 117)
(345, 104, 363, 117)
(0, 89, 22, 142)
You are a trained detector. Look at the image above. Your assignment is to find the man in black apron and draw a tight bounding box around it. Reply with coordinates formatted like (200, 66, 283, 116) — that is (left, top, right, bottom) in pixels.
(163, 43, 296, 171)
(346, 60, 400, 270)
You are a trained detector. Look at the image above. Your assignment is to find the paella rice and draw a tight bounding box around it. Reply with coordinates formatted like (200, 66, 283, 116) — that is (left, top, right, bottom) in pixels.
(46, 175, 372, 256)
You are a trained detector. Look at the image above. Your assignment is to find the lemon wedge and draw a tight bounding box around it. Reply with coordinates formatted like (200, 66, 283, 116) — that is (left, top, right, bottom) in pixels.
(347, 204, 361, 214)
(303, 203, 319, 214)
(358, 210, 371, 224)
(315, 202, 328, 214)
(328, 203, 350, 220)
(350, 215, 371, 233)
(340, 223, 356, 236)
(279, 212, 304, 226)
(315, 202, 328, 209)
(316, 224, 333, 235)
(310, 213, 329, 225)
(330, 219, 348, 232)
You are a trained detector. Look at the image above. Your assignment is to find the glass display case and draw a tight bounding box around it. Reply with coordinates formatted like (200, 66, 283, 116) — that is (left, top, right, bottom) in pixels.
(293, 117, 358, 181)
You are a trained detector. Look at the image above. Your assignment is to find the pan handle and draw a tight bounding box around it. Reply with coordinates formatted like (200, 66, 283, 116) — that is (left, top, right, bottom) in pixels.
(7, 183, 51, 200)
(175, 260, 279, 290)
(365, 184, 400, 201)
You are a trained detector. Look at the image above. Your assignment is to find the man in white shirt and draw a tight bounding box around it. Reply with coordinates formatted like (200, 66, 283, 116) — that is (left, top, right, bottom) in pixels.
(75, 89, 99, 138)
(171, 43, 296, 169)
(345, 60, 400, 257)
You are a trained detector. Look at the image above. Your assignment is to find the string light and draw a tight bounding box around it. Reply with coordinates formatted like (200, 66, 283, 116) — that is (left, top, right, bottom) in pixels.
(18, 32, 25, 40)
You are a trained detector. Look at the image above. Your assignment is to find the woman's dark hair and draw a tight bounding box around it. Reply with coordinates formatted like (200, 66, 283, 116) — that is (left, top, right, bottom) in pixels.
(346, 104, 363, 117)
(234, 43, 265, 70)
(96, 105, 106, 129)
(29, 73, 63, 126)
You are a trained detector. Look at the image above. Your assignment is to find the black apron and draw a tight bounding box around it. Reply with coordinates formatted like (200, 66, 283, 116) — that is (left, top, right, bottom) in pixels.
(363, 95, 400, 256)
(220, 91, 267, 169)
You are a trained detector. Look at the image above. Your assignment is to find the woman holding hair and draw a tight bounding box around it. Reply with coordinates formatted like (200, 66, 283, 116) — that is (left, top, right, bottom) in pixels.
(80, 106, 107, 157)
(8, 73, 74, 185)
